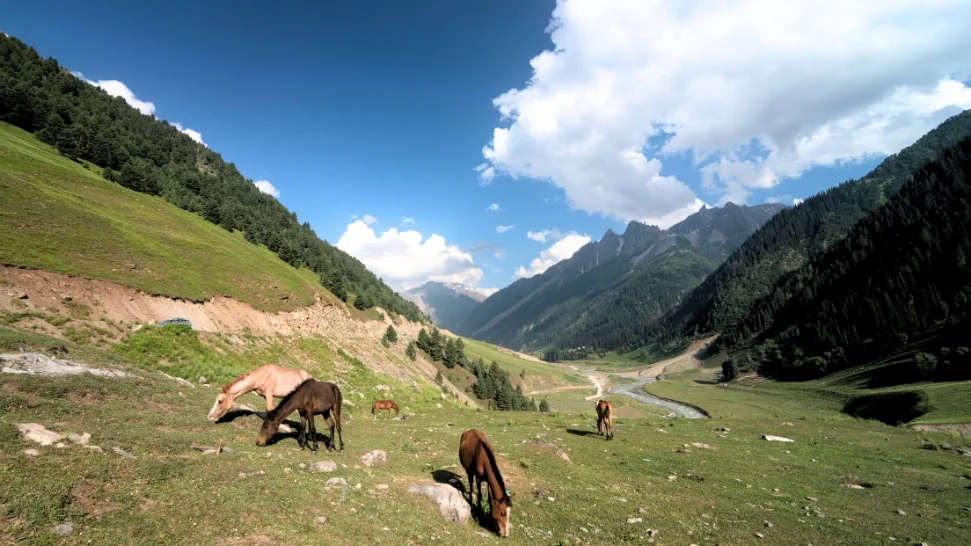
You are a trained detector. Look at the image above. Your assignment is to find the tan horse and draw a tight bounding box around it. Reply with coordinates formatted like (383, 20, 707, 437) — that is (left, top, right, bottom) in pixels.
(371, 400, 400, 419)
(596, 400, 614, 440)
(207, 364, 312, 422)
(459, 429, 512, 537)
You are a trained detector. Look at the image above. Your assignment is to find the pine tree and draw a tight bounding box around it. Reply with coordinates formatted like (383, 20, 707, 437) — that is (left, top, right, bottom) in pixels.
(443, 338, 457, 369)
(429, 328, 444, 361)
(384, 325, 398, 344)
(435, 370, 443, 385)
(417, 328, 430, 352)
(539, 399, 550, 412)
(406, 340, 417, 360)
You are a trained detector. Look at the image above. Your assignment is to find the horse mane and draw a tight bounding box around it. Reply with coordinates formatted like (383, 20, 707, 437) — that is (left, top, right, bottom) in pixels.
(265, 378, 314, 421)
(224, 365, 266, 393)
(480, 436, 509, 503)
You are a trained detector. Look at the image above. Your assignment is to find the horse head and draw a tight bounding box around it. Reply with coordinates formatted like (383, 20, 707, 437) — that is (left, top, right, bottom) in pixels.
(255, 409, 278, 447)
(207, 386, 234, 422)
(491, 492, 513, 538)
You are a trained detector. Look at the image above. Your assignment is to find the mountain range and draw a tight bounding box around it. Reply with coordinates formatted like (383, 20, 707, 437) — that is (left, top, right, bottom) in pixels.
(403, 281, 489, 330)
(452, 202, 784, 352)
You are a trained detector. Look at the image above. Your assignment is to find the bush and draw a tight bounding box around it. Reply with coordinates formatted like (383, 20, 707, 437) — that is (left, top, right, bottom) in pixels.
(915, 352, 938, 378)
(843, 390, 930, 425)
(539, 399, 550, 412)
(721, 360, 738, 382)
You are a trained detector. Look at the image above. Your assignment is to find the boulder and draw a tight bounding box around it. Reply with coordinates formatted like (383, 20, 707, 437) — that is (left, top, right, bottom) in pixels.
(310, 460, 337, 473)
(198, 376, 207, 385)
(361, 449, 387, 467)
(761, 435, 794, 443)
(66, 432, 91, 446)
(407, 484, 471, 525)
(17, 423, 62, 446)
(53, 523, 72, 535)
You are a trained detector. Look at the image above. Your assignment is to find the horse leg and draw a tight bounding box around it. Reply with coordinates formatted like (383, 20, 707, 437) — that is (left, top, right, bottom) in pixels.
(324, 413, 335, 451)
(334, 407, 344, 452)
(466, 472, 475, 505)
(308, 412, 318, 454)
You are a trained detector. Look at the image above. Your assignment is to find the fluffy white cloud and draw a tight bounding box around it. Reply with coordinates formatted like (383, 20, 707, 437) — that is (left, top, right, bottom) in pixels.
(526, 228, 563, 243)
(480, 0, 971, 224)
(336, 221, 484, 291)
(72, 72, 156, 115)
(471, 287, 500, 298)
(402, 217, 415, 224)
(361, 214, 378, 225)
(515, 233, 591, 278)
(475, 163, 496, 184)
(487, 203, 500, 212)
(253, 180, 280, 198)
(496, 225, 515, 234)
(793, 198, 805, 206)
(172, 122, 205, 146)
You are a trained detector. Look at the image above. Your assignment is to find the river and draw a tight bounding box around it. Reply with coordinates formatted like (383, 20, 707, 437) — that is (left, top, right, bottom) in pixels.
(608, 377, 708, 419)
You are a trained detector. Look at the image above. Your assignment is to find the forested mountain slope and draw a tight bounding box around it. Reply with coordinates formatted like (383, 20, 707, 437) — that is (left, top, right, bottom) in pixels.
(0, 34, 423, 321)
(644, 109, 971, 349)
(721, 136, 971, 381)
(456, 203, 782, 353)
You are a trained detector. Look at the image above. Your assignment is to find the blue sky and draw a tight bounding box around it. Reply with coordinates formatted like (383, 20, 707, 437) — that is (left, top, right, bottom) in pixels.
(5, 1, 971, 293)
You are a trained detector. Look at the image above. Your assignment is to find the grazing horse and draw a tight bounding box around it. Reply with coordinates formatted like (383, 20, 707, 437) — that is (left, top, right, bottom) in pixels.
(371, 400, 400, 419)
(207, 364, 312, 422)
(255, 379, 344, 453)
(459, 429, 512, 538)
(596, 400, 614, 440)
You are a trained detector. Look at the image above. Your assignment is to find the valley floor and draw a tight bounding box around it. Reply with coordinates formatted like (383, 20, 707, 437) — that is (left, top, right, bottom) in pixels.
(3, 334, 970, 545)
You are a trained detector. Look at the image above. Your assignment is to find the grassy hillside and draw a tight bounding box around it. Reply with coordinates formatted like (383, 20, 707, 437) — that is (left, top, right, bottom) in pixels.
(0, 122, 327, 312)
(460, 337, 585, 393)
(3, 329, 969, 545)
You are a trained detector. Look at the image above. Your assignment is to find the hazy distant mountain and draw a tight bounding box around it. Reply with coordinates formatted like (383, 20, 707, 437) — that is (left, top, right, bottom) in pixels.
(403, 281, 488, 331)
(453, 202, 784, 352)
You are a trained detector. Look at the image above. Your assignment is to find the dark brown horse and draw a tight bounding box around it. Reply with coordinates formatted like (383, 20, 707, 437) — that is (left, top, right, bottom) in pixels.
(255, 379, 344, 453)
(596, 399, 614, 440)
(459, 429, 512, 537)
(371, 399, 399, 419)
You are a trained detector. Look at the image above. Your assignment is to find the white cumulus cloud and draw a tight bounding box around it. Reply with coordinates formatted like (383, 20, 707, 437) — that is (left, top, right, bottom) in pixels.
(402, 217, 415, 224)
(793, 198, 805, 206)
(253, 180, 280, 198)
(336, 221, 484, 291)
(487, 203, 500, 212)
(72, 72, 156, 116)
(172, 122, 205, 146)
(471, 287, 500, 298)
(361, 214, 378, 225)
(515, 233, 591, 279)
(479, 0, 971, 224)
(526, 229, 563, 243)
(496, 225, 515, 234)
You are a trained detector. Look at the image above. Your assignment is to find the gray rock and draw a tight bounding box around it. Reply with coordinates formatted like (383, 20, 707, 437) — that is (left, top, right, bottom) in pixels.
(325, 478, 348, 489)
(66, 432, 91, 446)
(627, 517, 642, 524)
(112, 447, 136, 459)
(375, 484, 389, 490)
(17, 292, 28, 299)
(53, 523, 72, 535)
(896, 509, 906, 516)
(315, 516, 327, 525)
(198, 376, 207, 385)
(23, 448, 39, 457)
(636, 507, 646, 514)
(647, 529, 658, 537)
(764, 520, 773, 528)
(310, 460, 337, 473)
(17, 423, 62, 446)
(361, 449, 387, 467)
(407, 484, 471, 525)
(761, 434, 794, 443)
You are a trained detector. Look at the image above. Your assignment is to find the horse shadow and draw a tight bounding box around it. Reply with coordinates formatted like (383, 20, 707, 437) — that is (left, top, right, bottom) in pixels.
(566, 428, 598, 437)
(430, 469, 496, 534)
(260, 418, 308, 447)
(216, 408, 263, 423)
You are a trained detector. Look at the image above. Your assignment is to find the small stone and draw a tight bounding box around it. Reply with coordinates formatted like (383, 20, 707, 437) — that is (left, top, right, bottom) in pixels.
(198, 376, 207, 385)
(764, 520, 773, 528)
(647, 529, 658, 537)
(23, 448, 39, 457)
(299, 463, 306, 469)
(436, 403, 442, 409)
(112, 447, 135, 459)
(310, 460, 338, 473)
(940, 443, 952, 450)
(66, 432, 91, 445)
(53, 523, 72, 535)
(636, 507, 646, 514)
(84, 445, 104, 453)
(54, 442, 67, 448)
(548, 497, 556, 502)
(284, 467, 292, 474)
(376, 484, 389, 490)
(896, 509, 906, 516)
(755, 532, 765, 539)
(360, 450, 387, 467)
(806, 497, 819, 502)
(325, 478, 348, 489)
(627, 517, 642, 524)
(667, 474, 677, 481)
(60, 295, 72, 302)
(315, 516, 327, 525)
(761, 434, 794, 443)
(354, 483, 361, 490)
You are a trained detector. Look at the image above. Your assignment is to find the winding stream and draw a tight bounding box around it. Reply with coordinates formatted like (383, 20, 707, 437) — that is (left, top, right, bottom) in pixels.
(609, 377, 708, 419)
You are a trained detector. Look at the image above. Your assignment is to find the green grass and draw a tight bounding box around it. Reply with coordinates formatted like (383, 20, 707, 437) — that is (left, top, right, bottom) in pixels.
(460, 337, 585, 393)
(0, 122, 329, 313)
(3, 347, 970, 545)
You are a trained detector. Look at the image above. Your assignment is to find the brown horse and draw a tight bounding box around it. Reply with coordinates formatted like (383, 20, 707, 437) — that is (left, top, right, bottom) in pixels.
(596, 400, 614, 440)
(255, 379, 344, 453)
(371, 400, 400, 419)
(459, 429, 512, 537)
(207, 364, 312, 422)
